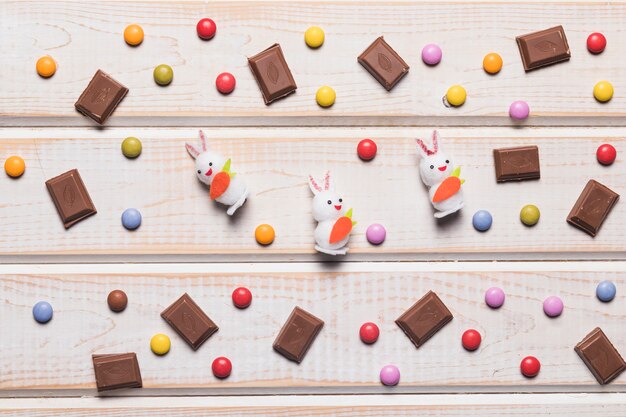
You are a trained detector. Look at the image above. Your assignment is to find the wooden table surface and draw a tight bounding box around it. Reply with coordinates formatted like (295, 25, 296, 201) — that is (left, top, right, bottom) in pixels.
(1, 0, 625, 415)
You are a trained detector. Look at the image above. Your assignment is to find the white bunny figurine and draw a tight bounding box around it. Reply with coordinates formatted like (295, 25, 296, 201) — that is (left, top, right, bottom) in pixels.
(416, 130, 465, 218)
(308, 171, 356, 256)
(185, 130, 250, 216)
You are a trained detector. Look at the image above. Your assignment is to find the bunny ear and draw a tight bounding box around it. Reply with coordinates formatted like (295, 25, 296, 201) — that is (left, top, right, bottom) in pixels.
(185, 142, 201, 159)
(323, 171, 333, 191)
(308, 174, 322, 195)
(198, 130, 209, 152)
(431, 130, 440, 154)
(416, 138, 429, 158)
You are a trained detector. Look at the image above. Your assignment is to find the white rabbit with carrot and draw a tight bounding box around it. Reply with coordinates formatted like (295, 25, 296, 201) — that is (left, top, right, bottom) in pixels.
(185, 130, 249, 216)
(416, 130, 465, 218)
(308, 171, 356, 255)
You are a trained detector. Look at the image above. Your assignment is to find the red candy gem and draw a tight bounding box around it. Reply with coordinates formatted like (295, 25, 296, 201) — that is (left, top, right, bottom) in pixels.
(587, 32, 607, 54)
(232, 287, 252, 309)
(461, 329, 481, 351)
(596, 143, 617, 165)
(357, 139, 377, 161)
(216, 72, 236, 94)
(197, 18, 217, 40)
(520, 356, 541, 378)
(212, 356, 232, 378)
(359, 322, 380, 344)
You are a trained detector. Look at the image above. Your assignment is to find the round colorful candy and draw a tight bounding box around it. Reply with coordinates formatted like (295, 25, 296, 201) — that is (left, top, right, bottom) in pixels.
(445, 85, 466, 107)
(107, 290, 128, 312)
(593, 81, 613, 102)
(232, 287, 252, 309)
(462, 329, 482, 351)
(316, 86, 336, 107)
(197, 18, 216, 40)
(36, 55, 56, 78)
(596, 280, 616, 302)
(124, 24, 144, 46)
(255, 224, 275, 245)
(359, 322, 380, 344)
(520, 356, 540, 378)
(543, 295, 563, 318)
(357, 139, 377, 161)
(485, 287, 505, 309)
(304, 26, 325, 48)
(121, 136, 142, 159)
(483, 52, 503, 74)
(596, 143, 616, 165)
(587, 32, 607, 54)
(33, 301, 53, 323)
(212, 356, 232, 378)
(121, 208, 142, 230)
(421, 44, 442, 66)
(4, 156, 25, 178)
(379, 364, 400, 386)
(509, 100, 530, 120)
(216, 72, 236, 94)
(520, 204, 540, 226)
(150, 333, 171, 355)
(153, 64, 173, 86)
(473, 210, 492, 232)
(366, 223, 386, 245)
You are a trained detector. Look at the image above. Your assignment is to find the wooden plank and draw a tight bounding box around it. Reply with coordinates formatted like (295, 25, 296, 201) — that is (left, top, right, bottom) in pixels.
(3, 393, 626, 416)
(1, 262, 624, 395)
(0, 127, 624, 261)
(3, 1, 626, 127)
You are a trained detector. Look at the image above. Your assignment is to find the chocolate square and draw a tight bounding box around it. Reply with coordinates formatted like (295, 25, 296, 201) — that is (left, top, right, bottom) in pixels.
(75, 70, 128, 124)
(396, 291, 453, 348)
(45, 169, 97, 229)
(493, 146, 541, 182)
(248, 44, 297, 105)
(516, 26, 571, 71)
(273, 306, 324, 363)
(358, 36, 409, 91)
(92, 353, 142, 392)
(161, 293, 218, 350)
(567, 180, 619, 237)
(575, 328, 626, 385)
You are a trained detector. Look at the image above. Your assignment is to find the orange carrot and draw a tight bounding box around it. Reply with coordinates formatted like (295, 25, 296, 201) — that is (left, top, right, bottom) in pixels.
(330, 216, 353, 244)
(432, 176, 461, 203)
(210, 172, 231, 200)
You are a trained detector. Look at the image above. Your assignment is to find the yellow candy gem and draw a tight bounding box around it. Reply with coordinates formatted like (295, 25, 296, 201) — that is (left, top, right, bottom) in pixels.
(446, 85, 467, 107)
(305, 26, 325, 48)
(316, 86, 336, 107)
(594, 81, 613, 102)
(150, 333, 171, 355)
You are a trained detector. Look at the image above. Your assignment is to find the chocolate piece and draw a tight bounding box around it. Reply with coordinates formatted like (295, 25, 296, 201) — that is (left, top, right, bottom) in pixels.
(161, 293, 218, 350)
(75, 70, 128, 124)
(273, 306, 324, 363)
(358, 36, 409, 91)
(45, 169, 97, 229)
(567, 180, 619, 237)
(575, 327, 626, 385)
(493, 145, 541, 182)
(92, 353, 142, 392)
(396, 291, 453, 348)
(516, 26, 571, 71)
(248, 44, 297, 105)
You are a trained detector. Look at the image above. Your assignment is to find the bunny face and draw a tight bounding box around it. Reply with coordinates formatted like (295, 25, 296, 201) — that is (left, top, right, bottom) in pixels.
(312, 190, 345, 221)
(416, 130, 453, 186)
(194, 151, 226, 186)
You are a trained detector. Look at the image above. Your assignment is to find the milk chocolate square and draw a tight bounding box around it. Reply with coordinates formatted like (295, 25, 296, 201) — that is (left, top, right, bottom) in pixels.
(358, 36, 409, 91)
(248, 44, 297, 105)
(75, 70, 128, 124)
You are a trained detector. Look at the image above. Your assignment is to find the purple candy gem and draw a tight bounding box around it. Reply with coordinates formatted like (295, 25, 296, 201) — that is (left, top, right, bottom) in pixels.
(380, 364, 400, 386)
(485, 287, 505, 309)
(366, 223, 386, 245)
(422, 44, 442, 66)
(509, 100, 530, 120)
(543, 296, 563, 317)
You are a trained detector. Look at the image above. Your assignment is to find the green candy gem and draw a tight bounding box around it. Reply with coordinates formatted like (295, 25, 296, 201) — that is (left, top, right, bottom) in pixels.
(153, 64, 173, 86)
(122, 137, 142, 158)
(520, 204, 540, 226)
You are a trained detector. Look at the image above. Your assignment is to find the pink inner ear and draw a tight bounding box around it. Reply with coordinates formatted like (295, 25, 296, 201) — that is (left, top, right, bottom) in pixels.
(323, 172, 330, 190)
(186, 143, 199, 158)
(431, 131, 439, 154)
(309, 175, 322, 192)
(199, 130, 208, 152)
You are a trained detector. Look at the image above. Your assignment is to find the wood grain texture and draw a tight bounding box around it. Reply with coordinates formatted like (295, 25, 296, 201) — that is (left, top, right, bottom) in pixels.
(1, 264, 624, 394)
(3, 1, 626, 127)
(0, 127, 624, 261)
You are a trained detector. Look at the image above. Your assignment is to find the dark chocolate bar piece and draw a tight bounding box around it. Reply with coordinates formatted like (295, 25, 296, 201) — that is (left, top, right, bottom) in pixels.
(493, 146, 540, 182)
(75, 70, 128, 124)
(516, 26, 571, 71)
(45, 169, 97, 229)
(358, 36, 409, 91)
(575, 327, 626, 385)
(248, 44, 297, 105)
(567, 180, 619, 237)
(273, 306, 324, 363)
(92, 353, 142, 392)
(161, 293, 218, 350)
(396, 291, 453, 348)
